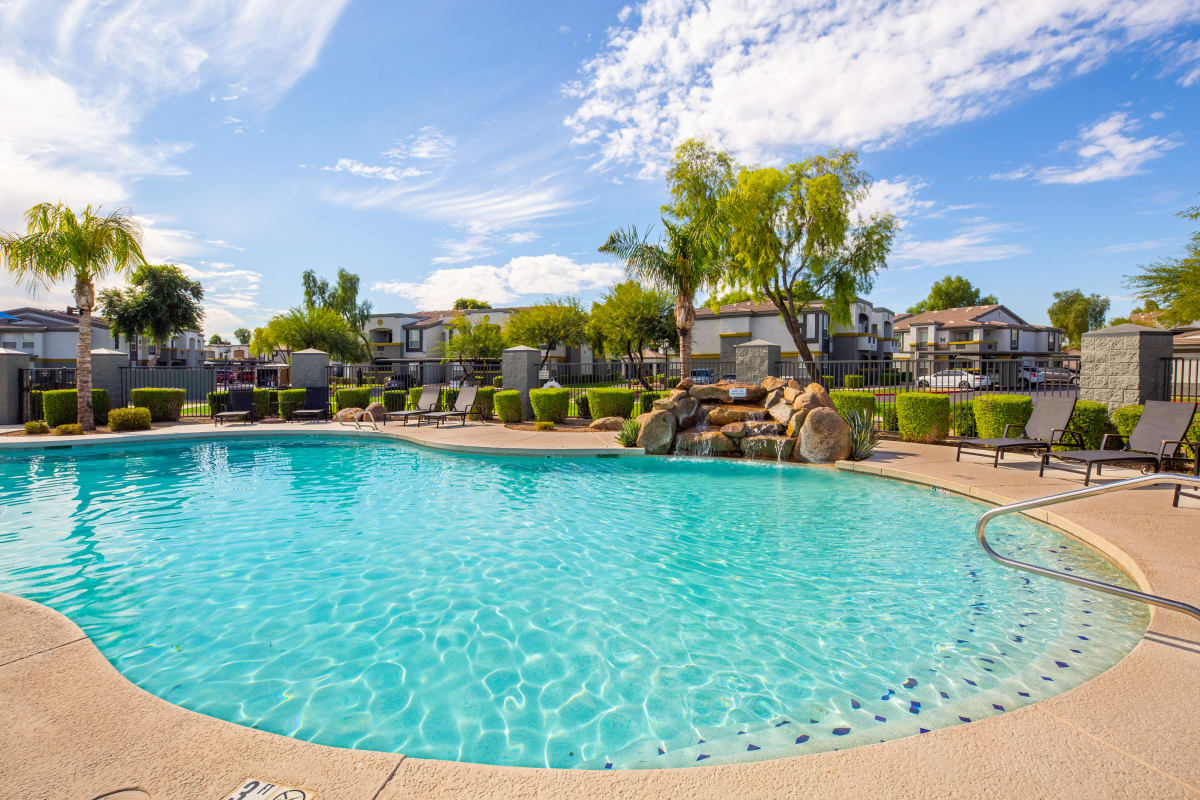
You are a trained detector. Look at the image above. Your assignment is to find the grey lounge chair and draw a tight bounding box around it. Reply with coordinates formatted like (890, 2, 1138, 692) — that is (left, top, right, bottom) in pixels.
(214, 387, 253, 426)
(956, 396, 1082, 467)
(418, 385, 478, 427)
(1040, 400, 1198, 486)
(290, 386, 330, 423)
(385, 385, 438, 425)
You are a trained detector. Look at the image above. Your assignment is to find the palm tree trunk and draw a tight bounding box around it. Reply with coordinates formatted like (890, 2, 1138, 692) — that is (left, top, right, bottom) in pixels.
(76, 306, 95, 431)
(676, 295, 695, 383)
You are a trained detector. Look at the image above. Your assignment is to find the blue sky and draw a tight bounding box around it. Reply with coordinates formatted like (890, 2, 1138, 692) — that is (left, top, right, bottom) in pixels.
(2, 1, 1199, 337)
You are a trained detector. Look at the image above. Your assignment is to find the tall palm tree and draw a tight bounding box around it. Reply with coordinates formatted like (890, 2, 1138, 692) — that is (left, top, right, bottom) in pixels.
(1, 203, 145, 430)
(599, 219, 723, 381)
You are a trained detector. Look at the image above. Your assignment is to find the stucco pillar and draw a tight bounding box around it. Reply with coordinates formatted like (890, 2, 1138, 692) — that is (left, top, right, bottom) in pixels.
(0, 348, 32, 424)
(291, 349, 330, 389)
(90, 348, 130, 409)
(1080, 324, 1175, 410)
(502, 345, 541, 420)
(734, 339, 781, 384)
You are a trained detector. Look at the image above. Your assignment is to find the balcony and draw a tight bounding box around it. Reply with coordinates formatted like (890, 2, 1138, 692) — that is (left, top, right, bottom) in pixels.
(833, 331, 877, 351)
(907, 340, 996, 354)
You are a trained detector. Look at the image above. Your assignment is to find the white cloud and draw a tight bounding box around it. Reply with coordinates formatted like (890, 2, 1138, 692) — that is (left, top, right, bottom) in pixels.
(204, 238, 246, 251)
(383, 126, 456, 161)
(1093, 239, 1172, 253)
(372, 254, 625, 309)
(565, 0, 1200, 174)
(321, 158, 426, 181)
(988, 165, 1035, 181)
(894, 222, 1029, 270)
(1164, 38, 1200, 86)
(506, 231, 540, 245)
(559, 25, 571, 34)
(1034, 112, 1181, 184)
(856, 178, 935, 223)
(325, 179, 581, 227)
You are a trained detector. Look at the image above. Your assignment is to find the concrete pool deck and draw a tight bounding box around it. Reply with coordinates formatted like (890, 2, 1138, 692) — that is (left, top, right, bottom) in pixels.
(0, 430, 1197, 799)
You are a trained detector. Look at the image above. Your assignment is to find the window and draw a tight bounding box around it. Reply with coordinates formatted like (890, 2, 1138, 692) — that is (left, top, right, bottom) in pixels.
(917, 327, 930, 344)
(1009, 329, 1019, 350)
(1048, 333, 1058, 351)
(806, 314, 816, 339)
(406, 328, 422, 352)
(950, 330, 971, 342)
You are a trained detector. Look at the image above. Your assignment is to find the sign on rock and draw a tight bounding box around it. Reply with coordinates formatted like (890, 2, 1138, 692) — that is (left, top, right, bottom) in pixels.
(729, 387, 747, 399)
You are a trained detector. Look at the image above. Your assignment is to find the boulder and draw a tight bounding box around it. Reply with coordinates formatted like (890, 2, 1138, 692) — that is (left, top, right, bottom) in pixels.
(721, 421, 785, 439)
(673, 429, 737, 456)
(334, 407, 363, 422)
(742, 435, 796, 461)
(636, 410, 676, 454)
(792, 383, 835, 417)
(761, 376, 787, 392)
(783, 387, 800, 404)
(796, 406, 852, 463)
(706, 404, 768, 427)
(651, 397, 676, 412)
(364, 401, 387, 421)
(589, 416, 626, 431)
(786, 410, 809, 437)
(690, 384, 731, 403)
(786, 379, 803, 390)
(763, 387, 784, 408)
(674, 396, 700, 428)
(805, 382, 835, 408)
(767, 400, 795, 425)
(669, 389, 689, 401)
(676, 378, 695, 391)
(727, 382, 767, 404)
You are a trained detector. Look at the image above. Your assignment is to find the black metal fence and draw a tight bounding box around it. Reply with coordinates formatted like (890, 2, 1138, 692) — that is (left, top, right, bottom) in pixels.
(120, 366, 282, 418)
(18, 367, 75, 422)
(1164, 357, 1200, 403)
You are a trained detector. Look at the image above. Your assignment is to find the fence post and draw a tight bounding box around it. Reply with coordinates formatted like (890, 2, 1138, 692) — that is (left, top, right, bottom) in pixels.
(1080, 324, 1175, 410)
(734, 339, 780, 384)
(291, 349, 330, 390)
(0, 348, 32, 424)
(502, 345, 541, 420)
(90, 348, 130, 409)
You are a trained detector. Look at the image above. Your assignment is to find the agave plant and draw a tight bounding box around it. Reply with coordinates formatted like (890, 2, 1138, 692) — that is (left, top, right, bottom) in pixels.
(847, 409, 879, 461)
(616, 418, 641, 447)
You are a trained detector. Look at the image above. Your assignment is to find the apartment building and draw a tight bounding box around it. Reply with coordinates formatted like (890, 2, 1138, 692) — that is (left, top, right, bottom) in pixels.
(0, 307, 204, 367)
(892, 304, 1063, 362)
(691, 299, 897, 363)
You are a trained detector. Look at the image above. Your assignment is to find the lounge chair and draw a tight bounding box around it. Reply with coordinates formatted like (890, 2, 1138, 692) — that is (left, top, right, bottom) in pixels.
(385, 385, 439, 425)
(290, 386, 330, 423)
(214, 387, 253, 426)
(956, 396, 1082, 467)
(1040, 400, 1198, 486)
(418, 385, 478, 428)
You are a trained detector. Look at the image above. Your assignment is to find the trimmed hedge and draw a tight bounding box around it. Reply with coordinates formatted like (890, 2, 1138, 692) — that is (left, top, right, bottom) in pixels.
(529, 388, 569, 423)
(638, 390, 671, 414)
(829, 390, 875, 423)
(108, 406, 152, 431)
(492, 375, 503, 388)
(494, 390, 522, 423)
(40, 388, 110, 427)
(131, 387, 185, 422)
(843, 374, 864, 389)
(895, 392, 950, 443)
(383, 390, 408, 412)
(277, 388, 307, 420)
(1114, 404, 1200, 458)
(534, 420, 556, 431)
(950, 400, 976, 438)
(407, 386, 424, 410)
(24, 420, 49, 435)
(473, 386, 497, 420)
(973, 394, 1032, 439)
(588, 387, 636, 419)
(54, 423, 83, 436)
(207, 388, 276, 419)
(878, 403, 899, 432)
(334, 387, 372, 411)
(1064, 400, 1113, 450)
(440, 387, 460, 411)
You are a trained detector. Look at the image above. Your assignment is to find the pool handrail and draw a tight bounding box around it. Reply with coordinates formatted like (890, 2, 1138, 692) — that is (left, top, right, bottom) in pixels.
(976, 473, 1200, 623)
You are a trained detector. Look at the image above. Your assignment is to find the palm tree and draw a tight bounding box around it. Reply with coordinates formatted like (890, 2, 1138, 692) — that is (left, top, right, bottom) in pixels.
(599, 219, 723, 381)
(0, 203, 145, 430)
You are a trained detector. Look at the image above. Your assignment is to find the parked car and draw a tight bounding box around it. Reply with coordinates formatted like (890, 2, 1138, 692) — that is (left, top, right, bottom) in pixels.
(1016, 365, 1045, 389)
(917, 369, 994, 390)
(691, 368, 715, 385)
(383, 373, 414, 391)
(1040, 365, 1079, 385)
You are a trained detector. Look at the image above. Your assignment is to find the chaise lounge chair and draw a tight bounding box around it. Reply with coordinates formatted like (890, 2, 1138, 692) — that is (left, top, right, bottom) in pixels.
(385, 385, 439, 426)
(418, 385, 478, 428)
(956, 395, 1082, 467)
(1039, 400, 1198, 486)
(214, 387, 254, 426)
(290, 386, 331, 423)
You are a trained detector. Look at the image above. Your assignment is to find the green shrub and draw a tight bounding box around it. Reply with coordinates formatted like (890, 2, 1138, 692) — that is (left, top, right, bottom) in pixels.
(277, 388, 307, 420)
(494, 390, 523, 423)
(108, 406, 152, 431)
(255, 389, 277, 419)
(588, 387, 636, 419)
(1113, 404, 1200, 458)
(972, 394, 1032, 439)
(440, 387, 460, 411)
(843, 373, 864, 389)
(616, 417, 641, 447)
(473, 386, 497, 420)
(492, 375, 503, 388)
(131, 387, 185, 422)
(846, 409, 879, 460)
(407, 386, 424, 410)
(878, 403, 899, 432)
(534, 420, 556, 431)
(530, 388, 569, 423)
(895, 392, 950, 443)
(334, 387, 372, 411)
(638, 390, 671, 414)
(382, 390, 406, 412)
(1065, 400, 1113, 450)
(574, 394, 590, 419)
(950, 401, 977, 438)
(829, 390, 875, 423)
(29, 389, 43, 421)
(54, 423, 83, 436)
(23, 420, 49, 435)
(40, 388, 110, 427)
(820, 375, 834, 387)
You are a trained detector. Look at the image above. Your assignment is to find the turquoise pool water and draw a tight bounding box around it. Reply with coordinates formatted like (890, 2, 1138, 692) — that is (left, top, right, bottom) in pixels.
(0, 436, 1147, 769)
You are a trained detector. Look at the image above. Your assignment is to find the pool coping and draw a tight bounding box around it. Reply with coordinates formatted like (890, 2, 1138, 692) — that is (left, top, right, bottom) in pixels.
(1, 435, 1197, 799)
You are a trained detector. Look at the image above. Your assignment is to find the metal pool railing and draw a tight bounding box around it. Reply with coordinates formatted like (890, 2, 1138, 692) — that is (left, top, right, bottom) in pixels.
(975, 473, 1200, 623)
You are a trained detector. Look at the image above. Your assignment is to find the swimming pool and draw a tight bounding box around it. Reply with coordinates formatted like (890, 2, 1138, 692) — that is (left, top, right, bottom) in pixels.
(0, 436, 1147, 769)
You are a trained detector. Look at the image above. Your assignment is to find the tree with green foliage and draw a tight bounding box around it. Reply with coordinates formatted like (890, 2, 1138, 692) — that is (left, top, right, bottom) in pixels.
(504, 298, 588, 366)
(702, 288, 756, 308)
(208, 334, 230, 345)
(0, 202, 145, 430)
(453, 297, 491, 310)
(234, 327, 251, 345)
(436, 314, 506, 380)
(99, 264, 205, 365)
(718, 149, 897, 377)
(1047, 289, 1110, 346)
(588, 281, 674, 390)
(250, 306, 361, 363)
(907, 275, 997, 314)
(1124, 200, 1200, 327)
(302, 268, 372, 360)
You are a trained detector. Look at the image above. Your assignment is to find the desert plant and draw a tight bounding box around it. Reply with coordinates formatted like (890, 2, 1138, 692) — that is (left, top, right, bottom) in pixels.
(529, 388, 569, 423)
(588, 387, 636, 419)
(534, 420, 556, 431)
(972, 394, 1032, 439)
(108, 406, 152, 431)
(54, 423, 84, 436)
(895, 392, 950, 443)
(494, 390, 523, 423)
(616, 417, 641, 447)
(23, 420, 49, 435)
(846, 409, 879, 460)
(130, 387, 185, 422)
